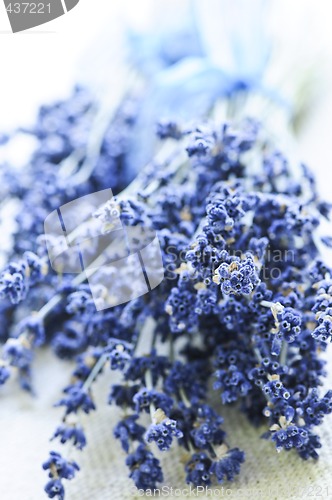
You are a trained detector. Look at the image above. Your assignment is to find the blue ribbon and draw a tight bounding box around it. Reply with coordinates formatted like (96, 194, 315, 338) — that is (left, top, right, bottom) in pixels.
(125, 0, 291, 177)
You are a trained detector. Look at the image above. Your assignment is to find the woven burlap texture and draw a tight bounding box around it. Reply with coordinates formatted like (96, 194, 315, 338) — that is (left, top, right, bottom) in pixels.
(1, 346, 332, 500)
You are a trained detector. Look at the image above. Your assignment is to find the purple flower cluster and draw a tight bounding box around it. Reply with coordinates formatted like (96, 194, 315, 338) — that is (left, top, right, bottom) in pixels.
(145, 417, 183, 451)
(0, 86, 332, 500)
(43, 451, 79, 500)
(185, 447, 245, 486)
(214, 252, 260, 295)
(0, 251, 46, 305)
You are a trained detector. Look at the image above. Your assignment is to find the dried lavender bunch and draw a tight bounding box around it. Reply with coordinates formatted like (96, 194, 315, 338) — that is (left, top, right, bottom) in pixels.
(1, 113, 330, 497)
(0, 85, 142, 353)
(6, 86, 138, 255)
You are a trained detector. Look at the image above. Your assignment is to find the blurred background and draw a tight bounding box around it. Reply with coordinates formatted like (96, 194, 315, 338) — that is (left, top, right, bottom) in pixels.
(0, 0, 331, 200)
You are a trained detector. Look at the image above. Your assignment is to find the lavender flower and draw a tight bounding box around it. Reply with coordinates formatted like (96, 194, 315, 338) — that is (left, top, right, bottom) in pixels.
(43, 451, 79, 500)
(126, 444, 163, 490)
(210, 448, 245, 483)
(145, 417, 183, 451)
(51, 423, 87, 450)
(0, 38, 331, 496)
(113, 415, 145, 453)
(55, 382, 96, 415)
(0, 261, 28, 304)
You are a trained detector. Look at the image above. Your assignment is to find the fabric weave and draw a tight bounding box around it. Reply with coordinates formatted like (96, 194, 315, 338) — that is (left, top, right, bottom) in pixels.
(1, 348, 332, 500)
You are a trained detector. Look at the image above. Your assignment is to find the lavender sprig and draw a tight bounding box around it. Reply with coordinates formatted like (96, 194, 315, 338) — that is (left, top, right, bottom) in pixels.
(1, 110, 332, 497)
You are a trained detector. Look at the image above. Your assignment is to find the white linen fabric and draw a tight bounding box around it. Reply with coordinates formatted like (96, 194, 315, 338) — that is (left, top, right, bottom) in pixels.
(0, 347, 332, 500)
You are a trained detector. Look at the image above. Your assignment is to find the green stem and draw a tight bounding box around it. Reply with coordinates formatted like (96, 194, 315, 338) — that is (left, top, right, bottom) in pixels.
(179, 387, 191, 408)
(145, 369, 156, 419)
(82, 353, 108, 392)
(280, 342, 288, 366)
